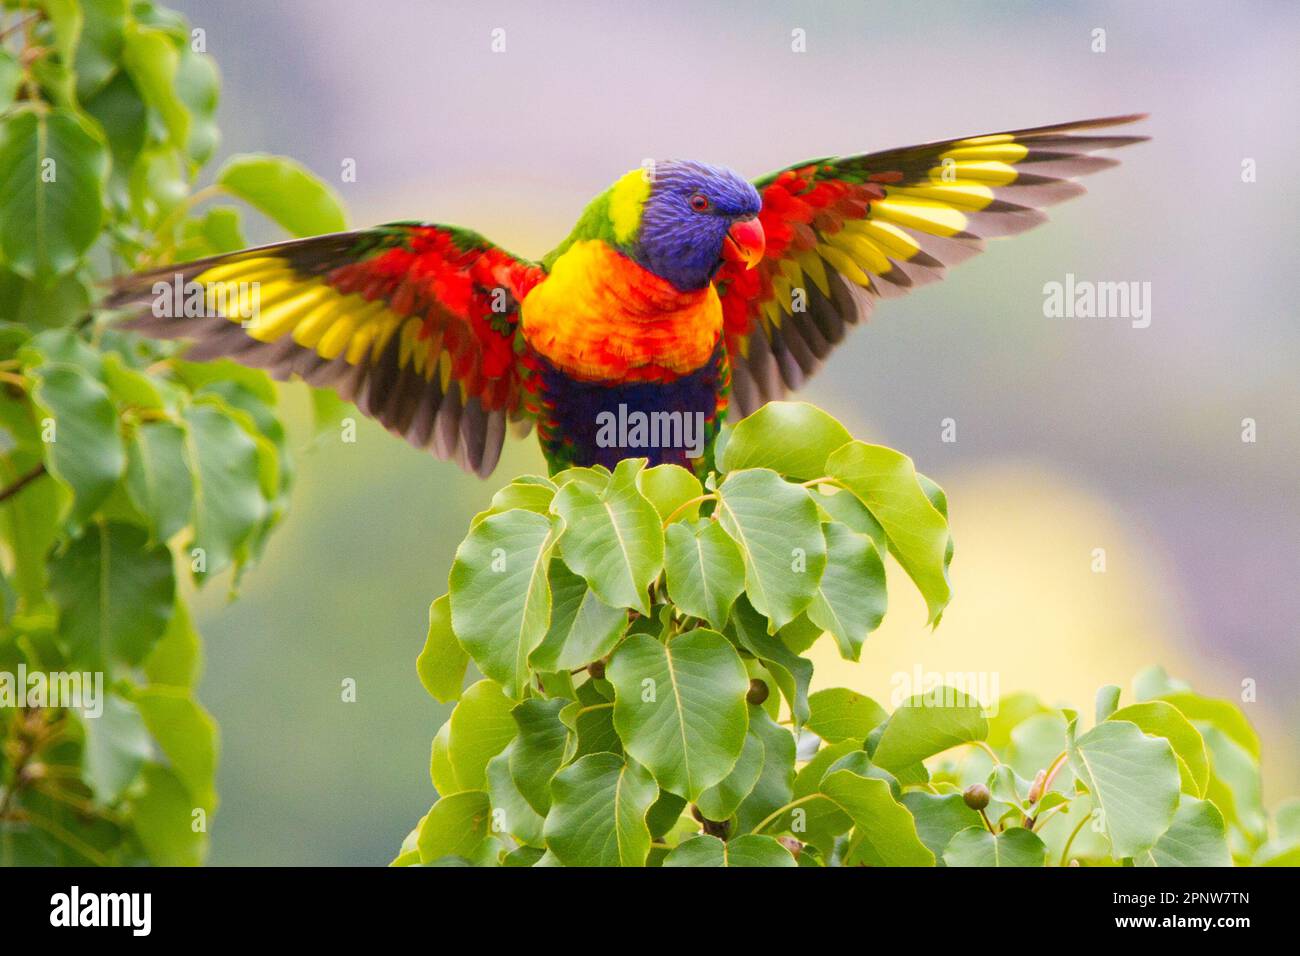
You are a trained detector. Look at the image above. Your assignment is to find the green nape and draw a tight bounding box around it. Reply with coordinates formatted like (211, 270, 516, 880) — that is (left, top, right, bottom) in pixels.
(542, 189, 619, 271)
(541, 169, 648, 271)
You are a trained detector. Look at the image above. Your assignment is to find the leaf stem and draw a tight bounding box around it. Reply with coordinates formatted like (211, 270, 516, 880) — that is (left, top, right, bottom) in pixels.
(1058, 808, 1093, 866)
(20, 809, 112, 866)
(661, 493, 716, 528)
(1031, 804, 1068, 833)
(146, 184, 226, 265)
(0, 12, 42, 42)
(751, 793, 824, 835)
(799, 476, 843, 491)
(572, 703, 613, 719)
(0, 463, 46, 504)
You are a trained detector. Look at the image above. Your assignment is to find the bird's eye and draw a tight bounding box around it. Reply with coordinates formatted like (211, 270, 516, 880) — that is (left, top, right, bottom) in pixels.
(689, 193, 711, 212)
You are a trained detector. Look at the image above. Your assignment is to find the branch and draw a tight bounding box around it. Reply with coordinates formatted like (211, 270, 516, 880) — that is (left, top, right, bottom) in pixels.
(0, 463, 46, 504)
(0, 12, 42, 42)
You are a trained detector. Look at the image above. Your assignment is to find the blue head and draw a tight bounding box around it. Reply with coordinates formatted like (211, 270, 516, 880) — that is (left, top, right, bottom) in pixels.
(626, 160, 764, 291)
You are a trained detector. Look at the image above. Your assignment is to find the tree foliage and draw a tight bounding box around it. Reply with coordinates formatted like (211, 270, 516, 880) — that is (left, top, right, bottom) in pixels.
(401, 403, 1298, 867)
(0, 0, 344, 865)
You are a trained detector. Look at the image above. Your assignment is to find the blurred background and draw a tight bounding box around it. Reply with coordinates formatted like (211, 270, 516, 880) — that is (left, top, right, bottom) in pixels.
(167, 0, 1299, 865)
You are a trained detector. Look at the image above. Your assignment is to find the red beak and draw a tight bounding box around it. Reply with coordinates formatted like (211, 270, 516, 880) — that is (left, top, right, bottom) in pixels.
(723, 217, 765, 270)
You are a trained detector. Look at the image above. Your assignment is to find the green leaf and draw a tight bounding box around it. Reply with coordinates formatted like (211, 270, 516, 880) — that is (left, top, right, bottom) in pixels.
(1276, 798, 1300, 843)
(726, 595, 813, 727)
(826, 441, 951, 624)
(416, 594, 468, 703)
(553, 458, 663, 614)
(0, 107, 108, 280)
(720, 401, 852, 480)
(175, 45, 220, 165)
(714, 468, 825, 631)
(40, 0, 84, 73)
(429, 723, 457, 795)
(543, 753, 658, 867)
(417, 791, 491, 864)
(1133, 665, 1186, 702)
(486, 746, 544, 848)
(869, 688, 987, 775)
(776, 740, 860, 852)
(215, 153, 347, 237)
(131, 764, 207, 866)
(734, 706, 798, 835)
(636, 463, 702, 523)
(990, 764, 1036, 814)
(664, 519, 745, 629)
(943, 826, 1046, 867)
(1095, 684, 1121, 723)
(80, 692, 150, 804)
(806, 522, 886, 660)
(29, 363, 125, 528)
(1157, 691, 1259, 760)
(807, 688, 888, 744)
(1200, 725, 1266, 841)
(48, 521, 174, 671)
(528, 560, 625, 673)
(449, 509, 555, 699)
(551, 465, 609, 493)
(821, 769, 934, 866)
(901, 791, 984, 861)
(664, 833, 797, 867)
(1136, 796, 1231, 867)
(1006, 712, 1070, 789)
(182, 400, 268, 581)
(185, 205, 247, 256)
(121, 23, 189, 150)
(102, 352, 166, 410)
(0, 268, 91, 329)
(73, 0, 128, 102)
(1109, 701, 1210, 797)
(608, 629, 750, 800)
(488, 476, 557, 516)
(563, 680, 623, 760)
(695, 729, 764, 822)
(81, 71, 145, 209)
(509, 697, 569, 815)
(124, 421, 192, 543)
(986, 693, 1051, 750)
(143, 596, 201, 688)
(446, 679, 516, 792)
(0, 448, 65, 609)
(0, 50, 23, 112)
(135, 685, 219, 811)
(1068, 719, 1181, 859)
(647, 790, 688, 839)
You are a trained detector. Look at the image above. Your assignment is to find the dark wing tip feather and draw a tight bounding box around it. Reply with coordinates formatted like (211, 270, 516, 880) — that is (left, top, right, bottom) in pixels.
(107, 225, 521, 479)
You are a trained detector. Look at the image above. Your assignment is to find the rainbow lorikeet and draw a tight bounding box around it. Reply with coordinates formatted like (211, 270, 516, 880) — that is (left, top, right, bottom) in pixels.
(109, 115, 1146, 477)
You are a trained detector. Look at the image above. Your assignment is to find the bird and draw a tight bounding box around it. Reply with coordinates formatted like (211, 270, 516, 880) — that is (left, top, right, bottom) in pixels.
(108, 114, 1147, 478)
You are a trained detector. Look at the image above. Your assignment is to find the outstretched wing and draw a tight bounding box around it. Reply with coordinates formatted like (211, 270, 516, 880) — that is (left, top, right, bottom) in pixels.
(716, 114, 1148, 416)
(108, 224, 544, 476)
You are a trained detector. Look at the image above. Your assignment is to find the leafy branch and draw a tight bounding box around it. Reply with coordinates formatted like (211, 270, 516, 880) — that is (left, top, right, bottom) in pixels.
(0, 0, 347, 866)
(398, 402, 1298, 867)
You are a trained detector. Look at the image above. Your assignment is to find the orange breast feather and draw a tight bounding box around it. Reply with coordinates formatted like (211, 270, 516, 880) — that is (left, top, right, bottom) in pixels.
(521, 241, 722, 383)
